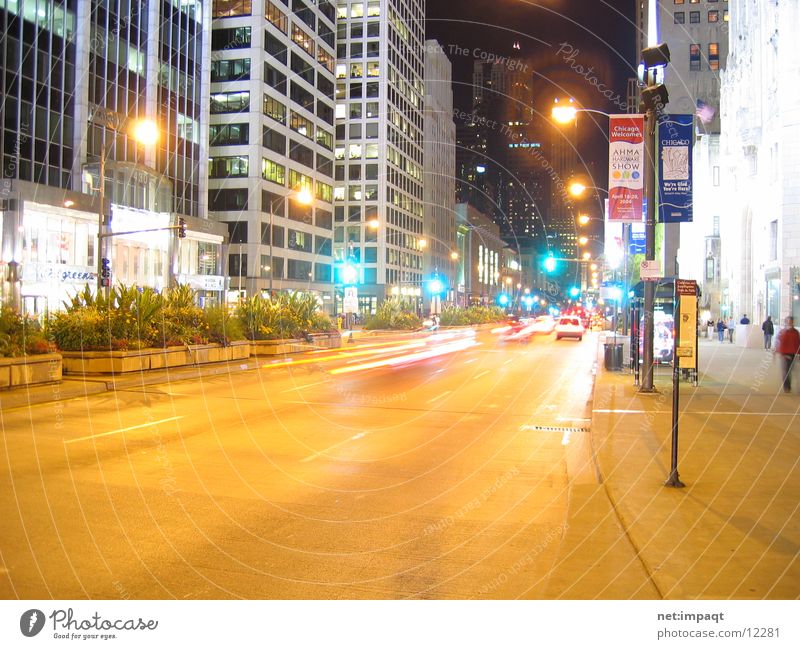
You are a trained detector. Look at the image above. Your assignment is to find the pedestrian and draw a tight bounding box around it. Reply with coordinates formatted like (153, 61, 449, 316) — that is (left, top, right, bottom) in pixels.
(740, 314, 750, 324)
(774, 316, 800, 393)
(716, 318, 726, 342)
(727, 316, 735, 343)
(762, 315, 774, 350)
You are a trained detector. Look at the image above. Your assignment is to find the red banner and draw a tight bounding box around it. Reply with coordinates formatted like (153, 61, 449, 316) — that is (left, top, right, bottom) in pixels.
(608, 115, 645, 222)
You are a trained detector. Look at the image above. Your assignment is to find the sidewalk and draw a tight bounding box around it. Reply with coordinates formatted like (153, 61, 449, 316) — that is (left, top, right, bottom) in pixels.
(591, 336, 800, 598)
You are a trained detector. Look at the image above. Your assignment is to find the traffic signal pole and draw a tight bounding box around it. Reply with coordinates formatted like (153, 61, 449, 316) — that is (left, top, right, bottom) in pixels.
(640, 99, 657, 393)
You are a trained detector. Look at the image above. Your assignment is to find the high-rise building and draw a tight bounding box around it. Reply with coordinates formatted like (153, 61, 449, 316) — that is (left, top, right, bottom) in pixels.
(548, 98, 579, 260)
(1, 0, 225, 312)
(207, 0, 337, 308)
(456, 49, 549, 244)
(422, 39, 455, 303)
(333, 0, 425, 314)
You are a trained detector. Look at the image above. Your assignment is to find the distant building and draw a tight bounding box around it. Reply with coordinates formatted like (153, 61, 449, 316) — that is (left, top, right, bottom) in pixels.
(333, 0, 425, 314)
(422, 40, 456, 305)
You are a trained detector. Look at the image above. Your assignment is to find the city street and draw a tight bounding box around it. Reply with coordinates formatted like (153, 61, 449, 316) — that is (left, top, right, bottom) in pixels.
(0, 330, 652, 599)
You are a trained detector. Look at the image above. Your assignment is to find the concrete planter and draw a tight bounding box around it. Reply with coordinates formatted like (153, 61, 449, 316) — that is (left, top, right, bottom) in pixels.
(0, 353, 62, 389)
(61, 341, 251, 375)
(249, 332, 342, 357)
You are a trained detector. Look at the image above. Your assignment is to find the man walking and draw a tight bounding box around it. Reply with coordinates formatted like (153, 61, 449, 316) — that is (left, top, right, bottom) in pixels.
(717, 318, 726, 342)
(775, 316, 800, 393)
(727, 316, 735, 343)
(762, 315, 774, 350)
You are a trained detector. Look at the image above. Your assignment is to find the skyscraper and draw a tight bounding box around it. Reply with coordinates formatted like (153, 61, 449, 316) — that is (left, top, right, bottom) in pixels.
(208, 0, 337, 307)
(333, 0, 425, 314)
(422, 39, 455, 303)
(1, 1, 225, 312)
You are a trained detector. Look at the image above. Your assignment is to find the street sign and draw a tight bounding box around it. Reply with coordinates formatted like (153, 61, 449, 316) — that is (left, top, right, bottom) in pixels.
(676, 347, 693, 357)
(675, 278, 697, 370)
(343, 287, 358, 314)
(640, 259, 663, 280)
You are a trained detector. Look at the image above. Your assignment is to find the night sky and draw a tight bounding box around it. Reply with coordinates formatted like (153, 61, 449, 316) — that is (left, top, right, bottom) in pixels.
(425, 0, 638, 195)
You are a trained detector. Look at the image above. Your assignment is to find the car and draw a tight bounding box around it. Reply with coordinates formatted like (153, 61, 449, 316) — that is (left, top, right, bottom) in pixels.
(530, 315, 556, 334)
(555, 316, 585, 340)
(500, 316, 536, 342)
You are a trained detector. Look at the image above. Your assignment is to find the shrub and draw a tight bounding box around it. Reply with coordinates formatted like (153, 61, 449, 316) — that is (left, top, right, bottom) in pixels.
(204, 305, 245, 345)
(439, 305, 469, 327)
(0, 306, 54, 357)
(364, 299, 421, 330)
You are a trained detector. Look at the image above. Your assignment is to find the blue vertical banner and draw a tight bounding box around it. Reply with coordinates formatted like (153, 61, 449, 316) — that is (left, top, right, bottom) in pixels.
(629, 222, 646, 255)
(658, 114, 694, 223)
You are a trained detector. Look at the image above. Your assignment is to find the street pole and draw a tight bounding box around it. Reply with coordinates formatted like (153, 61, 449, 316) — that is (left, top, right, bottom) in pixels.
(269, 197, 276, 297)
(96, 143, 106, 298)
(238, 243, 243, 296)
(640, 78, 657, 393)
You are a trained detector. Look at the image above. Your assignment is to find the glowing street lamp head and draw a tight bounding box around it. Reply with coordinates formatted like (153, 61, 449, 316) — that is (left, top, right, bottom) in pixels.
(131, 119, 159, 146)
(295, 187, 313, 205)
(578, 214, 590, 226)
(569, 182, 587, 197)
(450, 251, 459, 260)
(419, 238, 427, 249)
(582, 252, 592, 260)
(579, 236, 589, 246)
(552, 105, 578, 124)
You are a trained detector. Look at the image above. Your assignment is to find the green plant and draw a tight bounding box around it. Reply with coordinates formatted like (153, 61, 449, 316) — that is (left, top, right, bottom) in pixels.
(0, 306, 53, 357)
(364, 299, 421, 330)
(439, 305, 469, 326)
(204, 305, 245, 345)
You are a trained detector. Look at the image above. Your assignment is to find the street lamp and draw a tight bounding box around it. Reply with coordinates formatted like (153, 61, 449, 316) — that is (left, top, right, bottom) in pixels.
(268, 186, 313, 296)
(92, 116, 159, 296)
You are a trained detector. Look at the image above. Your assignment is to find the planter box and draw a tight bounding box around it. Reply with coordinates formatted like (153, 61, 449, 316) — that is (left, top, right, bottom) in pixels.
(62, 341, 251, 375)
(249, 332, 342, 357)
(0, 353, 62, 390)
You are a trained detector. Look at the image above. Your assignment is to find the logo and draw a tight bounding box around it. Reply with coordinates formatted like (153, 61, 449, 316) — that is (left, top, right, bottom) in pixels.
(20, 609, 46, 637)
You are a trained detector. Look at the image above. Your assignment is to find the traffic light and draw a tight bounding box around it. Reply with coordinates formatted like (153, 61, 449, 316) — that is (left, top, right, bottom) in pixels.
(569, 286, 581, 298)
(543, 254, 556, 273)
(341, 262, 358, 285)
(100, 258, 111, 288)
(427, 277, 444, 295)
(497, 293, 510, 307)
(178, 217, 187, 238)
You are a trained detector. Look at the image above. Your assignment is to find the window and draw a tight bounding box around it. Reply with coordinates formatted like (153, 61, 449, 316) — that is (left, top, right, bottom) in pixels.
(674, 12, 685, 24)
(365, 143, 379, 159)
(291, 52, 315, 85)
(287, 259, 313, 281)
(770, 220, 778, 261)
(263, 94, 287, 123)
(209, 188, 248, 211)
(263, 127, 286, 154)
(316, 209, 333, 229)
(350, 103, 362, 119)
(225, 221, 248, 244)
(262, 190, 285, 217)
(317, 101, 334, 125)
(316, 181, 333, 203)
(211, 58, 250, 82)
(264, 63, 287, 94)
(365, 102, 379, 118)
(211, 91, 250, 113)
(366, 61, 380, 77)
(265, 0, 287, 32)
(351, 23, 363, 38)
(288, 196, 313, 223)
(317, 75, 335, 99)
(674, 0, 685, 4)
(317, 48, 334, 74)
(723, 10, 729, 22)
(349, 144, 362, 159)
(350, 42, 363, 58)
(290, 81, 315, 112)
(364, 247, 377, 263)
(317, 156, 333, 178)
(712, 215, 720, 237)
(367, 1, 380, 17)
(212, 26, 251, 50)
(367, 22, 379, 37)
(213, 0, 251, 18)
(314, 264, 331, 282)
(289, 140, 314, 168)
(366, 82, 378, 98)
(350, 62, 363, 78)
(229, 253, 247, 278)
(265, 31, 288, 64)
(351, 3, 364, 18)
(287, 229, 313, 252)
(289, 111, 314, 139)
(365, 123, 378, 139)
(689, 11, 700, 23)
(708, 10, 719, 22)
(209, 156, 249, 178)
(289, 169, 312, 193)
(291, 24, 315, 56)
(335, 104, 346, 119)
(262, 158, 286, 185)
(689, 44, 701, 71)
(293, 0, 316, 31)
(210, 123, 249, 146)
(709, 43, 720, 71)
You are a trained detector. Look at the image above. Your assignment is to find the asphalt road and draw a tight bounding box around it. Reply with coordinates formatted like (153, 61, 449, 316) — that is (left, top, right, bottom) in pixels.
(0, 329, 655, 599)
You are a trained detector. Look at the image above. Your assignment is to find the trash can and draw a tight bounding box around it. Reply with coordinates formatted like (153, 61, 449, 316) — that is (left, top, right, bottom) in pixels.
(603, 342, 624, 371)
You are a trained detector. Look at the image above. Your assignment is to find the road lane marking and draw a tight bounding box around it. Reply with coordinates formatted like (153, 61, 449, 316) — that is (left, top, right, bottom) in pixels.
(64, 416, 184, 444)
(593, 409, 797, 416)
(426, 390, 452, 404)
(300, 431, 369, 462)
(503, 359, 513, 365)
(280, 379, 329, 393)
(473, 370, 490, 380)
(464, 358, 477, 364)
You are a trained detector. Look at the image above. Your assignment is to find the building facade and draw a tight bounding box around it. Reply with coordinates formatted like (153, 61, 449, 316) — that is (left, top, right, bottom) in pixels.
(333, 0, 425, 314)
(208, 0, 337, 310)
(718, 0, 800, 325)
(1, 0, 224, 313)
(422, 39, 455, 305)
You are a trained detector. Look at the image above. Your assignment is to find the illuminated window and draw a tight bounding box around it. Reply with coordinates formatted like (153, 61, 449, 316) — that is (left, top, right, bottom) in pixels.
(708, 10, 719, 22)
(367, 1, 380, 17)
(335, 104, 346, 119)
(289, 111, 314, 140)
(317, 48, 334, 74)
(263, 94, 286, 123)
(348, 144, 362, 159)
(367, 61, 380, 77)
(335, 64, 347, 79)
(689, 44, 701, 71)
(213, 0, 252, 18)
(351, 3, 364, 18)
(709, 42, 719, 70)
(316, 182, 333, 203)
(264, 0, 287, 32)
(316, 128, 333, 150)
(262, 158, 286, 185)
(350, 63, 363, 78)
(291, 24, 315, 56)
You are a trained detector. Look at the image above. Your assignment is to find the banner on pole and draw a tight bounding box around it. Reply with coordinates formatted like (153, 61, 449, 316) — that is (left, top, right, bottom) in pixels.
(658, 114, 694, 223)
(676, 279, 697, 369)
(608, 114, 645, 222)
